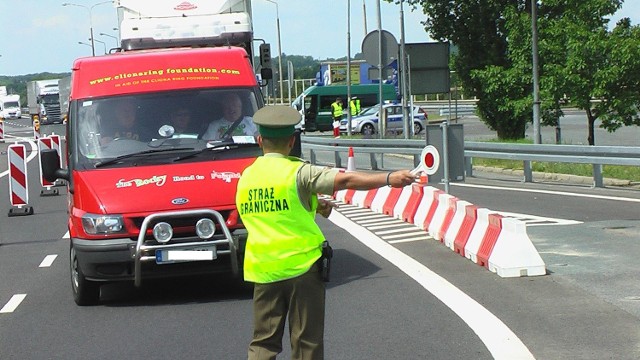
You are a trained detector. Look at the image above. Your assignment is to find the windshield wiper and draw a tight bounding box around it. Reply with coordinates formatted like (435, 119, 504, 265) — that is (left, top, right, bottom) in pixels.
(95, 147, 194, 168)
(172, 141, 259, 162)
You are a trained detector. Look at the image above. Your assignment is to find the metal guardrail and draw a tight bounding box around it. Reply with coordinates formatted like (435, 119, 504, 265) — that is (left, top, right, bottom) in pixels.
(300, 136, 640, 188)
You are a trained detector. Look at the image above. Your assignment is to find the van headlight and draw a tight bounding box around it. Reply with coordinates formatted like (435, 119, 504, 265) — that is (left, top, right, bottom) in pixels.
(153, 222, 173, 243)
(81, 214, 124, 234)
(196, 218, 216, 239)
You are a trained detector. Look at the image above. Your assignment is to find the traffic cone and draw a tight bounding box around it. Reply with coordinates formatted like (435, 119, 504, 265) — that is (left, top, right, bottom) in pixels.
(346, 147, 356, 172)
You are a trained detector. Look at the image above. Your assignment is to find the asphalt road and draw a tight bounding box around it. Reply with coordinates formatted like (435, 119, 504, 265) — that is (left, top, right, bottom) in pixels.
(1, 117, 640, 359)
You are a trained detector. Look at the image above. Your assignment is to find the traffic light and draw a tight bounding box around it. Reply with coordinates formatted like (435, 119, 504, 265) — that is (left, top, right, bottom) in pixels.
(259, 43, 273, 80)
(259, 43, 272, 69)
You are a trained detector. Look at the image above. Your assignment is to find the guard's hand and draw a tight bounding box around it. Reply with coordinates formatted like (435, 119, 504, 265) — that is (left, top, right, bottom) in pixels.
(389, 170, 418, 187)
(316, 198, 337, 218)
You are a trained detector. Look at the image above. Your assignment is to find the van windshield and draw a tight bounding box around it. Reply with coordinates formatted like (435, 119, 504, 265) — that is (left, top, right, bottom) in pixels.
(73, 88, 261, 168)
(3, 101, 19, 108)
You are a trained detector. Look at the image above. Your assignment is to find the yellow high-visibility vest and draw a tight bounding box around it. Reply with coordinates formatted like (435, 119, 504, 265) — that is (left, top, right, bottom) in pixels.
(350, 99, 361, 116)
(236, 156, 324, 283)
(331, 101, 343, 118)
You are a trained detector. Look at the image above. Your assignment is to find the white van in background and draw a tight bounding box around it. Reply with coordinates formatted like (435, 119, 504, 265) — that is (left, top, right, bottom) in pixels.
(0, 94, 22, 119)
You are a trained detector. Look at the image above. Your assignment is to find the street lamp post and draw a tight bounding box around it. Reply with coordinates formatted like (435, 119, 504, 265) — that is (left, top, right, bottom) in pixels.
(92, 38, 107, 54)
(63, 1, 112, 57)
(265, 0, 284, 104)
(78, 41, 93, 54)
(99, 32, 118, 49)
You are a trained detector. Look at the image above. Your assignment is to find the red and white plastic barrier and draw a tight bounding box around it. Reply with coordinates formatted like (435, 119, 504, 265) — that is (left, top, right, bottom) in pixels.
(329, 169, 546, 278)
(488, 217, 546, 277)
(8, 144, 28, 207)
(7, 143, 34, 216)
(49, 134, 63, 168)
(412, 186, 438, 230)
(0, 121, 4, 142)
(427, 193, 456, 240)
(464, 208, 498, 263)
(38, 137, 55, 189)
(443, 200, 473, 250)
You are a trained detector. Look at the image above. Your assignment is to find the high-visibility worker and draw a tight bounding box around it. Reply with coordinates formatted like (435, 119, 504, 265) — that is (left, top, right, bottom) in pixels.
(349, 96, 360, 116)
(236, 105, 417, 360)
(330, 97, 343, 138)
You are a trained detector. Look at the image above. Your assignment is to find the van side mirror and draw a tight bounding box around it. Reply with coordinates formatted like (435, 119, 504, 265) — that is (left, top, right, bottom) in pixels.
(41, 149, 69, 182)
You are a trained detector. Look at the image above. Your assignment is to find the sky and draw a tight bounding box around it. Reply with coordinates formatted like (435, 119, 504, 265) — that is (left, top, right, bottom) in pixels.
(0, 0, 638, 76)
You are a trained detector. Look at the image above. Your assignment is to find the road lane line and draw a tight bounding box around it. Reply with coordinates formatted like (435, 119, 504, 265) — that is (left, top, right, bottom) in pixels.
(349, 213, 389, 221)
(329, 210, 536, 360)
(384, 231, 431, 240)
(39, 255, 58, 268)
(388, 237, 430, 244)
(368, 222, 410, 230)
(375, 227, 419, 235)
(0, 294, 27, 314)
(453, 182, 640, 203)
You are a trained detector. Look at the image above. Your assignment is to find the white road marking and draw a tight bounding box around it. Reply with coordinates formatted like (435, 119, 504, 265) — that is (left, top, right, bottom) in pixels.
(39, 255, 58, 268)
(453, 182, 640, 203)
(497, 211, 582, 226)
(368, 222, 411, 231)
(375, 227, 420, 236)
(388, 237, 431, 244)
(349, 213, 390, 221)
(384, 231, 432, 240)
(355, 216, 399, 224)
(339, 208, 371, 215)
(329, 211, 535, 360)
(0, 294, 27, 314)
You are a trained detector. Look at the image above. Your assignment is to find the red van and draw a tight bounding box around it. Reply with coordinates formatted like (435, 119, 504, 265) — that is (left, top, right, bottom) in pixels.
(42, 46, 263, 305)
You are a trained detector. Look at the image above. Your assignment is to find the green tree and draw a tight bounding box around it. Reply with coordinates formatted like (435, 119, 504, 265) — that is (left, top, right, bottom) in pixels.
(508, 0, 638, 145)
(395, 0, 640, 143)
(399, 0, 530, 139)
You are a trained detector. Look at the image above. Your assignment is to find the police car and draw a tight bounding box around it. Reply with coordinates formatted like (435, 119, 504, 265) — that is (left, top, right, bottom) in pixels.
(339, 103, 428, 135)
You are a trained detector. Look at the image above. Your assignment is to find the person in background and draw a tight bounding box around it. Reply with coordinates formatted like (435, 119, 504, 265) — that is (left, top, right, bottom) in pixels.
(331, 97, 343, 138)
(349, 96, 360, 117)
(236, 106, 416, 360)
(202, 92, 258, 140)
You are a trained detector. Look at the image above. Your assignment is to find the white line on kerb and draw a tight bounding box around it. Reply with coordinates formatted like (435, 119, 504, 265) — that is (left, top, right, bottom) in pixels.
(39, 255, 58, 268)
(329, 210, 535, 360)
(0, 294, 27, 314)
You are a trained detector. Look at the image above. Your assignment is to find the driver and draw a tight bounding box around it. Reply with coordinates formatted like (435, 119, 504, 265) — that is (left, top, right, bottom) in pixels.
(100, 98, 149, 145)
(201, 92, 258, 140)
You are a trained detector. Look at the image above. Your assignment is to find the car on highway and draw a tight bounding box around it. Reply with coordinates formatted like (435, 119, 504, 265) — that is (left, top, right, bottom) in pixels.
(339, 103, 428, 135)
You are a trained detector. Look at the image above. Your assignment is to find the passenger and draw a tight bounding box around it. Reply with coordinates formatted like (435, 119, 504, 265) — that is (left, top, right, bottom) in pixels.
(201, 92, 258, 140)
(100, 98, 148, 145)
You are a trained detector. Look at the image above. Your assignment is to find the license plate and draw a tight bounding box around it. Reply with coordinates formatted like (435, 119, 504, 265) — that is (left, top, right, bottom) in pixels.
(155, 245, 217, 264)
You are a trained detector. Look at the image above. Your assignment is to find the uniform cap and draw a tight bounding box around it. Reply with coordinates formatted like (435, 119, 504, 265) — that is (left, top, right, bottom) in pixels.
(253, 106, 301, 137)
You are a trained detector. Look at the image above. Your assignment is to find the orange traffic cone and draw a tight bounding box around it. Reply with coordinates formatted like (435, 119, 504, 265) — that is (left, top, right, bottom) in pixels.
(346, 147, 356, 172)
